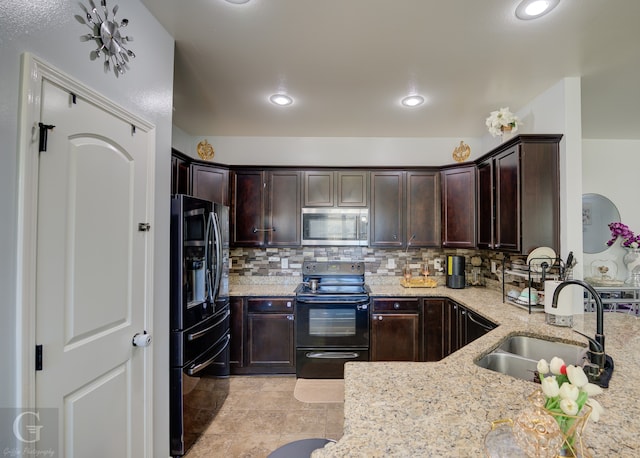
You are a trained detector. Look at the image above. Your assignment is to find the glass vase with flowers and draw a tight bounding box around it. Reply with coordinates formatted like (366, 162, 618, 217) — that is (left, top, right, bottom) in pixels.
(514, 356, 605, 457)
(607, 222, 640, 284)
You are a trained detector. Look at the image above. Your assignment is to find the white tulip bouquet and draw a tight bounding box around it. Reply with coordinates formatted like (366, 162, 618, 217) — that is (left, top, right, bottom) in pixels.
(536, 356, 605, 454)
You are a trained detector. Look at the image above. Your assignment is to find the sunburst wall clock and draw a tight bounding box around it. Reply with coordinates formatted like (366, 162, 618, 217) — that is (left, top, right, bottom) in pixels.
(80, 0, 135, 75)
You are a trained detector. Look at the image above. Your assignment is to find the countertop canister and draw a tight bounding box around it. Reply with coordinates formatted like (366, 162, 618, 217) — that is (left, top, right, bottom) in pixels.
(544, 280, 573, 327)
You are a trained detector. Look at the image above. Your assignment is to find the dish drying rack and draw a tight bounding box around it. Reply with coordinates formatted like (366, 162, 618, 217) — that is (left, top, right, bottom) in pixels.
(502, 257, 566, 314)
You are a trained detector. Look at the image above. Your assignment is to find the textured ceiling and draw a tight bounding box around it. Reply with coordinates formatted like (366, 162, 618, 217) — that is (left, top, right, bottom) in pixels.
(142, 0, 640, 139)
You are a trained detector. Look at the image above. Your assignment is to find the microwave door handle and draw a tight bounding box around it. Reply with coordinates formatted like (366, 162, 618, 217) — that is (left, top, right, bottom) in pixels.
(359, 213, 368, 241)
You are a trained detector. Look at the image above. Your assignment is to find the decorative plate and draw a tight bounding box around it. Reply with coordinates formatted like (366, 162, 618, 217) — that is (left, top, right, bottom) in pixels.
(197, 139, 215, 160)
(527, 247, 556, 272)
(452, 141, 471, 163)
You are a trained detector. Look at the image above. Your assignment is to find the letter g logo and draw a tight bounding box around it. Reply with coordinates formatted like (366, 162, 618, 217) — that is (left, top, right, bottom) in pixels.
(13, 411, 44, 443)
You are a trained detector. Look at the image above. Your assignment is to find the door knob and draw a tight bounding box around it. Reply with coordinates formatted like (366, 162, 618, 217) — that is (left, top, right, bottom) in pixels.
(132, 331, 152, 347)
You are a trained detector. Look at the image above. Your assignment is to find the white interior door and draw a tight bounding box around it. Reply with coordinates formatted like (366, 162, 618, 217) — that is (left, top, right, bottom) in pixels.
(35, 79, 152, 457)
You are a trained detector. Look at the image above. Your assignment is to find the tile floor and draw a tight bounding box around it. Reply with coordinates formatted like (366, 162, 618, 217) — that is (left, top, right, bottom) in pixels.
(185, 375, 344, 458)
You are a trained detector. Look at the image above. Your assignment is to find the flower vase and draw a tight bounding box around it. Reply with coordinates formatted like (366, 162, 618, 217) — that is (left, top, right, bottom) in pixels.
(623, 248, 640, 286)
(513, 390, 592, 458)
(500, 125, 514, 142)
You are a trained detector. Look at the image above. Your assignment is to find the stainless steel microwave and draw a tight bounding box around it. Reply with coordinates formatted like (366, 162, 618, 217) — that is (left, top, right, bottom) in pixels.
(301, 208, 369, 246)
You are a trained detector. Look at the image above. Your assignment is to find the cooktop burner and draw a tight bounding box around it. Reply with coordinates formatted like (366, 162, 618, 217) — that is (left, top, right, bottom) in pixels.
(294, 283, 370, 296)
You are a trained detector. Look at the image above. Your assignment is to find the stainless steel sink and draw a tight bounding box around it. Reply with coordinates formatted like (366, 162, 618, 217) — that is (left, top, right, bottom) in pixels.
(498, 335, 588, 365)
(475, 334, 588, 382)
(475, 352, 540, 381)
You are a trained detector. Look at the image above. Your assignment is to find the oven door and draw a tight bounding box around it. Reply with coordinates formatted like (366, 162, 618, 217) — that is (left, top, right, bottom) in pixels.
(295, 298, 369, 348)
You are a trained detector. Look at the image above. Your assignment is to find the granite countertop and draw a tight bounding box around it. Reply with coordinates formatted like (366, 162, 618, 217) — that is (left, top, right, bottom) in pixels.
(229, 278, 640, 456)
(308, 286, 640, 457)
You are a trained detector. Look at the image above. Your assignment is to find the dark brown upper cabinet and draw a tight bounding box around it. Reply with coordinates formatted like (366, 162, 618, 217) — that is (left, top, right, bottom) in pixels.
(191, 163, 229, 206)
(231, 169, 301, 247)
(476, 134, 562, 254)
(303, 170, 369, 207)
(441, 165, 476, 248)
(406, 171, 441, 247)
(370, 171, 404, 247)
(171, 149, 190, 195)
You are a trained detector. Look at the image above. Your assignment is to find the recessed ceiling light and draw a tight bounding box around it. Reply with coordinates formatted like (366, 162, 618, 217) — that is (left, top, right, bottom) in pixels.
(269, 94, 293, 106)
(225, 0, 251, 4)
(401, 95, 425, 107)
(515, 0, 560, 20)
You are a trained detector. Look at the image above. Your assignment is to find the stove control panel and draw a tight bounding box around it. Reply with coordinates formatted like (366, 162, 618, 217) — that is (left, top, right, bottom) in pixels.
(302, 261, 365, 276)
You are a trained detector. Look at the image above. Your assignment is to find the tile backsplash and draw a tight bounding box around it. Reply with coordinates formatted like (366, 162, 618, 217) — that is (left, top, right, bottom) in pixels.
(230, 246, 517, 292)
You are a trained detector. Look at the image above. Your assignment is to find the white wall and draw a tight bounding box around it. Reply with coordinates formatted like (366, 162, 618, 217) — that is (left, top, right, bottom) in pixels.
(0, 2, 174, 456)
(179, 135, 483, 166)
(175, 78, 585, 311)
(583, 139, 640, 281)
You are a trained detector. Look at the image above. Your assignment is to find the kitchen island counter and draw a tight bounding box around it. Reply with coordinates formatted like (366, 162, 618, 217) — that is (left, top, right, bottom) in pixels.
(312, 286, 640, 457)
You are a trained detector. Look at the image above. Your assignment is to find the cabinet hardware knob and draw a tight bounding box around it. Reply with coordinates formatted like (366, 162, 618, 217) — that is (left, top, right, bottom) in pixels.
(286, 315, 294, 320)
(393, 302, 400, 309)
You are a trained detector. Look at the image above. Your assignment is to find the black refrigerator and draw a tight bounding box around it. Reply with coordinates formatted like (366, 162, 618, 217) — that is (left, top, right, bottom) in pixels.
(170, 194, 230, 457)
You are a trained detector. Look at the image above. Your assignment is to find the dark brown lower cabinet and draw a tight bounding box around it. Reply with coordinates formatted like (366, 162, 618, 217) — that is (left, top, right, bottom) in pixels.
(370, 298, 420, 361)
(423, 298, 496, 361)
(229, 297, 244, 371)
(245, 298, 295, 374)
(423, 298, 446, 361)
(464, 307, 497, 344)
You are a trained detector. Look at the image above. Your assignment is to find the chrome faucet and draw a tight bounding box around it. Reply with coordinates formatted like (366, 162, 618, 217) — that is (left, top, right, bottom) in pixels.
(551, 279, 608, 382)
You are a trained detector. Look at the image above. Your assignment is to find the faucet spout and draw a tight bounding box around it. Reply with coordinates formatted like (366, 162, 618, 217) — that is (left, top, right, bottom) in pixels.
(551, 279, 608, 380)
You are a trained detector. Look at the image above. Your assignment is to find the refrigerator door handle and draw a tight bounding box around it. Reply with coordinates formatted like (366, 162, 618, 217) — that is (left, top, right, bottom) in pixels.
(211, 211, 223, 302)
(204, 211, 214, 302)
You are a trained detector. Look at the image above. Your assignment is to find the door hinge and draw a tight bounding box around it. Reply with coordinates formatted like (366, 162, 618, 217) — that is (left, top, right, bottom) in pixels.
(35, 345, 43, 371)
(138, 223, 151, 232)
(38, 123, 55, 152)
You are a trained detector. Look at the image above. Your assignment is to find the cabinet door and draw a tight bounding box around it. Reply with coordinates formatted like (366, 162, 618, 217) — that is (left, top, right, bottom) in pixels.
(447, 300, 461, 355)
(231, 170, 265, 246)
(476, 159, 494, 249)
(370, 171, 404, 247)
(336, 171, 368, 207)
(441, 166, 476, 248)
(246, 313, 295, 371)
(495, 147, 520, 251)
(229, 297, 244, 369)
(423, 298, 446, 362)
(191, 163, 229, 205)
(304, 171, 334, 207)
(171, 154, 190, 195)
(267, 170, 301, 246)
(370, 313, 420, 361)
(406, 171, 440, 247)
(465, 309, 496, 345)
(519, 139, 560, 254)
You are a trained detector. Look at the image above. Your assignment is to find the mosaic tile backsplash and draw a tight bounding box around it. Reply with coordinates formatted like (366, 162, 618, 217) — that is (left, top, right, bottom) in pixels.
(229, 246, 518, 292)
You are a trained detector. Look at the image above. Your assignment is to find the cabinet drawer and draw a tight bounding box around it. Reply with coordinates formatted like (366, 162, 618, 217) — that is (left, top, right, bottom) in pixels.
(247, 298, 294, 313)
(372, 298, 420, 312)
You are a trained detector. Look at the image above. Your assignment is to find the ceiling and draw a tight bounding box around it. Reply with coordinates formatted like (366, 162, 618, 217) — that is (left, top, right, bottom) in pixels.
(142, 0, 640, 139)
